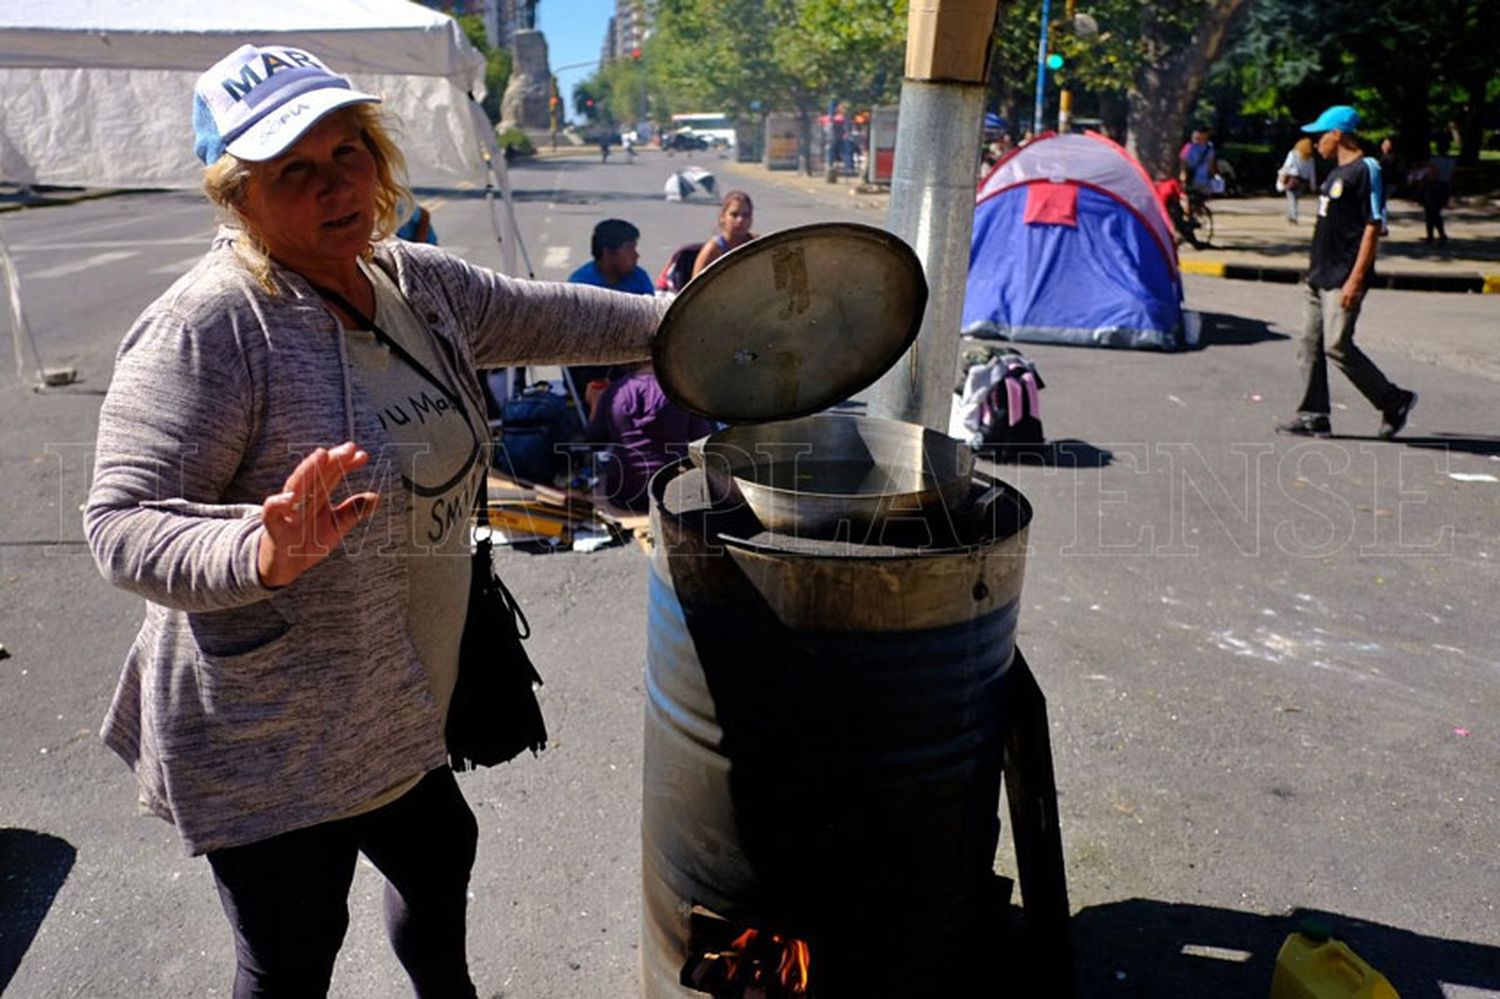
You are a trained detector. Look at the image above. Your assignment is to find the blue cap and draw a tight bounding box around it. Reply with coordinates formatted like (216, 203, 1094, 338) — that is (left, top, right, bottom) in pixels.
(1302, 105, 1360, 135)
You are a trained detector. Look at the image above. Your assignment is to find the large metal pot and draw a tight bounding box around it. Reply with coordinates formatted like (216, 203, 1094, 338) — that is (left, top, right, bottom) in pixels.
(687, 412, 975, 538)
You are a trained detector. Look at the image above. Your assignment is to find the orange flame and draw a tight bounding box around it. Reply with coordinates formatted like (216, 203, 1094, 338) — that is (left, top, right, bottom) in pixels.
(719, 929, 811, 994)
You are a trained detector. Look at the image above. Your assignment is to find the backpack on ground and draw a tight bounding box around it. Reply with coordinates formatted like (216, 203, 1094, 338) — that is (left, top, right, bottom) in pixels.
(495, 383, 582, 484)
(950, 348, 1046, 456)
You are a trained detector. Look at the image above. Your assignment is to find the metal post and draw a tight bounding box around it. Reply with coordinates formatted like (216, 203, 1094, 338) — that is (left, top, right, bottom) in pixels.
(1057, 0, 1076, 132)
(868, 1, 998, 431)
(1032, 0, 1051, 134)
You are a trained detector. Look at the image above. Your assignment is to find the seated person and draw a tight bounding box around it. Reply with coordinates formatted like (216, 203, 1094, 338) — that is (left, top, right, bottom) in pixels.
(1155, 175, 1197, 248)
(585, 362, 716, 512)
(568, 218, 656, 389)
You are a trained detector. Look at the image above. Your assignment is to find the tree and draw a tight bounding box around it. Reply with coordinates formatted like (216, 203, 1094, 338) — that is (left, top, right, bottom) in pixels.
(987, 0, 1251, 176)
(457, 13, 512, 124)
(649, 0, 906, 173)
(1125, 0, 1251, 177)
(1205, 0, 1498, 164)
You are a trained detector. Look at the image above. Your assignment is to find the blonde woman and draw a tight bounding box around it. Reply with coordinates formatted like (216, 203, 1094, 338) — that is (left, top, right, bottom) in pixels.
(86, 44, 665, 997)
(1275, 137, 1318, 224)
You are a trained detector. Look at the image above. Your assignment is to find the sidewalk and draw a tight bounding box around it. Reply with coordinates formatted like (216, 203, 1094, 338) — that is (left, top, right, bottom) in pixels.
(1178, 196, 1500, 294)
(0, 183, 121, 213)
(711, 158, 1500, 294)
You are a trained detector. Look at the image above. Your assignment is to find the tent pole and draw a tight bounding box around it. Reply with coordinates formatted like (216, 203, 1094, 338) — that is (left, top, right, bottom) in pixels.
(0, 224, 61, 387)
(467, 97, 532, 279)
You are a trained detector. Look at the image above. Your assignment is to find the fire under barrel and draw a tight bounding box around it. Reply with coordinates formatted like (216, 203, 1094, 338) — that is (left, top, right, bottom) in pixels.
(638, 224, 1038, 998)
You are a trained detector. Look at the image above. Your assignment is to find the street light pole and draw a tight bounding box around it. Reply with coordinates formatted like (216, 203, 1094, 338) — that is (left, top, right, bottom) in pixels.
(1032, 0, 1051, 134)
(1057, 0, 1076, 132)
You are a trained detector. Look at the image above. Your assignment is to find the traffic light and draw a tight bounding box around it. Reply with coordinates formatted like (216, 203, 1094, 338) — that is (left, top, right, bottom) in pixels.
(630, 47, 641, 60)
(585, 98, 594, 108)
(1046, 53, 1064, 71)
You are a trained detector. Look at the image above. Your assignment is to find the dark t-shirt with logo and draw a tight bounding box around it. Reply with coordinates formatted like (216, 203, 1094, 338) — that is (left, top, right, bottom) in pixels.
(1308, 157, 1384, 289)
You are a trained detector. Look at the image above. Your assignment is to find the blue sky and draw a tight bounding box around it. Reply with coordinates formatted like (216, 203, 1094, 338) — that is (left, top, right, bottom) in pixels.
(536, 0, 616, 118)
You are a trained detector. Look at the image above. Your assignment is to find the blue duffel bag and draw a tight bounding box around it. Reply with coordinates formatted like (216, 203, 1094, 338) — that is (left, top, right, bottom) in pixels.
(496, 385, 581, 484)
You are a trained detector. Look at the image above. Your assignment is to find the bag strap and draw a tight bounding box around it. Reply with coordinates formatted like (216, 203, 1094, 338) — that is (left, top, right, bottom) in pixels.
(307, 281, 491, 527)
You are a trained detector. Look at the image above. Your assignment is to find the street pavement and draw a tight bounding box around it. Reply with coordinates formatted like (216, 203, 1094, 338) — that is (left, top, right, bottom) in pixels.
(1, 149, 1497, 998)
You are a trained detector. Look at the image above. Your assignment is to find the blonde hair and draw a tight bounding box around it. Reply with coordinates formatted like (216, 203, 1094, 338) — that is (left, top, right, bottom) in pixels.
(1294, 137, 1314, 158)
(201, 104, 412, 291)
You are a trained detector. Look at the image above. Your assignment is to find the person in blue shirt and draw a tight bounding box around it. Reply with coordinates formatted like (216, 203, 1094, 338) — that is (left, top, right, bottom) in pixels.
(567, 219, 655, 388)
(1178, 126, 1217, 197)
(569, 218, 655, 294)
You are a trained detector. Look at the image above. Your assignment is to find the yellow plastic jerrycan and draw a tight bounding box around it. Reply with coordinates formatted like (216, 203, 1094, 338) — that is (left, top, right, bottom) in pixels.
(1270, 919, 1400, 999)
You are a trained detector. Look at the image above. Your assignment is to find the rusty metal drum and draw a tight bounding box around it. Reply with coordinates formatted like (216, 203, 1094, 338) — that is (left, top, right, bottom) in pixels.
(641, 460, 1032, 998)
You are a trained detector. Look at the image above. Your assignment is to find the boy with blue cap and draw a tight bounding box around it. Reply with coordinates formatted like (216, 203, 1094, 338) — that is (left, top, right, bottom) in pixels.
(1278, 105, 1416, 438)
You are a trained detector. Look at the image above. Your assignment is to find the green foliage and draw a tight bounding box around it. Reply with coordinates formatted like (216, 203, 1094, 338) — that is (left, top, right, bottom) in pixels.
(456, 13, 512, 124)
(496, 127, 536, 157)
(1204, 0, 1497, 161)
(579, 0, 900, 127)
(988, 0, 1233, 130)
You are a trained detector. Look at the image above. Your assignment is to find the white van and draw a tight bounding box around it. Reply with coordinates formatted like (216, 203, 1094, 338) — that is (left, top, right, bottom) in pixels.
(670, 112, 736, 149)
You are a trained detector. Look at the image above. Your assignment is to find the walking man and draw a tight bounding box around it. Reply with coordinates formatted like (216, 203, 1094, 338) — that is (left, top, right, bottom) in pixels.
(1278, 105, 1416, 439)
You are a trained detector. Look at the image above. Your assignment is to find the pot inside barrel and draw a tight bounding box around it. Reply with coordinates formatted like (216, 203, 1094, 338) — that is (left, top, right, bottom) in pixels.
(688, 413, 974, 539)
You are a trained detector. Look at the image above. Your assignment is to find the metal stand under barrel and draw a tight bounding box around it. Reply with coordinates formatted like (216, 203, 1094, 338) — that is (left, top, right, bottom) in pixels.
(1000, 648, 1076, 997)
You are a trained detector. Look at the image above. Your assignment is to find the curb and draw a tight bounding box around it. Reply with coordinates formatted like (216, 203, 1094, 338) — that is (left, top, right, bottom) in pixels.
(1179, 258, 1497, 294)
(0, 187, 133, 213)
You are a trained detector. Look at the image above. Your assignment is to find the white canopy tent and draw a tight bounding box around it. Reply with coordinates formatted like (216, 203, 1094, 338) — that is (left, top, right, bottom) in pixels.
(0, 0, 530, 382)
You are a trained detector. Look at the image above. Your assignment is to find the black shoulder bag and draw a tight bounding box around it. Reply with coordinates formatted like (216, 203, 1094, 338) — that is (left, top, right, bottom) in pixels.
(311, 283, 547, 771)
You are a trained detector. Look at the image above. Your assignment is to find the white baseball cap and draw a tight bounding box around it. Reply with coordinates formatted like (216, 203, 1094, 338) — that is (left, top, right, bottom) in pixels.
(193, 44, 380, 165)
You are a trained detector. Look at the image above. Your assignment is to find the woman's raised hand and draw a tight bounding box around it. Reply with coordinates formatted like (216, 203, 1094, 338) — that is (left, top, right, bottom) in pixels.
(258, 442, 380, 589)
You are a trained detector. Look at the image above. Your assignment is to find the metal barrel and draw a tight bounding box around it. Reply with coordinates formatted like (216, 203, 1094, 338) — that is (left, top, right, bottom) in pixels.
(641, 461, 1032, 998)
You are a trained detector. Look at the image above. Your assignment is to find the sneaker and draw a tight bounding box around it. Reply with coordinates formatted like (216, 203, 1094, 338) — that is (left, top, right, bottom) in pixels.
(1378, 390, 1417, 439)
(1276, 414, 1332, 437)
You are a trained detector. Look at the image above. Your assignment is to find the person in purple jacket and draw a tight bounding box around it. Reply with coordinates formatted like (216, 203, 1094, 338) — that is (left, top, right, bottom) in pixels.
(585, 362, 716, 511)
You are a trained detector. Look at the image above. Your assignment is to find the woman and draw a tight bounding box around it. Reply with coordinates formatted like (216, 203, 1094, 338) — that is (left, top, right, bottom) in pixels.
(1420, 135, 1456, 245)
(85, 44, 665, 998)
(690, 190, 758, 278)
(1275, 137, 1317, 224)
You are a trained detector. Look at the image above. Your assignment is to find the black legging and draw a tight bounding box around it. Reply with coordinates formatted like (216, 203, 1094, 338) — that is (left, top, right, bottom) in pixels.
(1422, 180, 1450, 241)
(206, 768, 479, 999)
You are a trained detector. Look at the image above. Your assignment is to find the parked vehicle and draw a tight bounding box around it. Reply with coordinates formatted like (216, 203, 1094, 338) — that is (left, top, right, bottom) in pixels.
(670, 112, 735, 149)
(662, 129, 710, 152)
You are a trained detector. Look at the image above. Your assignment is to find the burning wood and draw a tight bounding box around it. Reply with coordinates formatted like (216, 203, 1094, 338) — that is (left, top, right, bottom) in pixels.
(683, 925, 813, 998)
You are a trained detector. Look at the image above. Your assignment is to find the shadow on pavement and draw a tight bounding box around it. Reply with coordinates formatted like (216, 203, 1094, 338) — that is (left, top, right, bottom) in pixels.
(1381, 237, 1500, 263)
(984, 439, 1114, 468)
(1332, 432, 1500, 457)
(1195, 311, 1290, 347)
(0, 828, 76, 990)
(1070, 898, 1500, 998)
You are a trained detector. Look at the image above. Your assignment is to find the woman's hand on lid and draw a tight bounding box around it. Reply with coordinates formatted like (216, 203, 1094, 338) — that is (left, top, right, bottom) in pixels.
(258, 442, 380, 589)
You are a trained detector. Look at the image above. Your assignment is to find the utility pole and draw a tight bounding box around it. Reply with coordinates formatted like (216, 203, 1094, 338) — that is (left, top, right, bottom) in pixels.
(1032, 0, 1051, 134)
(868, 0, 1000, 431)
(1057, 0, 1076, 132)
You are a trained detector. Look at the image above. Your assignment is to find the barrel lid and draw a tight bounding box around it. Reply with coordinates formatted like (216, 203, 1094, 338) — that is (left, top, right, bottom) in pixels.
(652, 222, 928, 424)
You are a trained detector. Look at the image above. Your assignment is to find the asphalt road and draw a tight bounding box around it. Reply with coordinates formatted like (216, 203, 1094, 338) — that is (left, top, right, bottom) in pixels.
(1, 149, 1497, 998)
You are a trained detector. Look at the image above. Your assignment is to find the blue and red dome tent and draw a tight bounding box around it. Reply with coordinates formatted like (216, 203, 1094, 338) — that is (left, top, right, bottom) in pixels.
(963, 131, 1192, 350)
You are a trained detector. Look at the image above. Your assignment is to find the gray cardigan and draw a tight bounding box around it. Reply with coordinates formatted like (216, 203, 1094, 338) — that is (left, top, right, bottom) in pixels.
(86, 231, 666, 855)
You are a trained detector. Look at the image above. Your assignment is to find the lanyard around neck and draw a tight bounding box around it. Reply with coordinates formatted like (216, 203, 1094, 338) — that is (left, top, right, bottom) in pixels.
(309, 281, 491, 516)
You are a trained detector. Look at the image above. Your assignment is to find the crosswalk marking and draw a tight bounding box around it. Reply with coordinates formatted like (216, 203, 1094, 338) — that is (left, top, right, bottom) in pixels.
(543, 245, 571, 269)
(28, 250, 138, 280)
